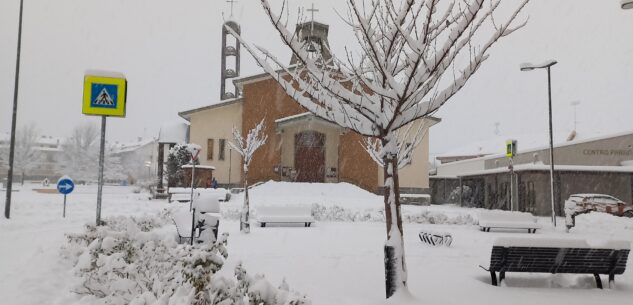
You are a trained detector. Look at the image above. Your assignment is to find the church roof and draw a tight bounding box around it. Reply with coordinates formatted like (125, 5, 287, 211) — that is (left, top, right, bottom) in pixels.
(178, 97, 244, 121)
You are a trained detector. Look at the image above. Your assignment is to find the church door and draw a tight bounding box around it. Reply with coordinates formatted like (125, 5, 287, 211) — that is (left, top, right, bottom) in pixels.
(294, 131, 325, 183)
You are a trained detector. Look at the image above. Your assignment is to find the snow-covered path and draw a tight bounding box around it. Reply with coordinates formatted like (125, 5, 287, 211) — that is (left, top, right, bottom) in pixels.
(1, 182, 632, 305)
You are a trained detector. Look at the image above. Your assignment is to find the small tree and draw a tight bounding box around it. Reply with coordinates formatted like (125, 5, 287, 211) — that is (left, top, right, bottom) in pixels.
(166, 144, 198, 188)
(229, 119, 268, 234)
(229, 0, 529, 297)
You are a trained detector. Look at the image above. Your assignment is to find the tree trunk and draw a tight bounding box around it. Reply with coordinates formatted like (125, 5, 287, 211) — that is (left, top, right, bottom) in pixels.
(240, 170, 250, 233)
(382, 142, 407, 298)
(21, 171, 25, 185)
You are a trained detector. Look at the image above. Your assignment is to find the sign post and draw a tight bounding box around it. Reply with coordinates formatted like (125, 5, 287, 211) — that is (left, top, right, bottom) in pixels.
(57, 176, 75, 217)
(82, 72, 127, 225)
(189, 148, 201, 211)
(506, 140, 517, 211)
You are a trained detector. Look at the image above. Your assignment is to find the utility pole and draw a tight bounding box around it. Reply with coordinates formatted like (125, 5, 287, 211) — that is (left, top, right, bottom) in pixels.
(5, 0, 25, 219)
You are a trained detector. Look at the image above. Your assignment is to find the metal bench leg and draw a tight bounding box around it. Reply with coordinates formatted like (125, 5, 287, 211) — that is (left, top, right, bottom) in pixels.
(490, 271, 498, 286)
(499, 272, 505, 284)
(608, 274, 615, 289)
(594, 274, 603, 289)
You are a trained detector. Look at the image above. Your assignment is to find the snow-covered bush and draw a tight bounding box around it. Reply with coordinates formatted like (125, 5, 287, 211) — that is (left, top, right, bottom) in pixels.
(62, 215, 310, 305)
(311, 204, 382, 222)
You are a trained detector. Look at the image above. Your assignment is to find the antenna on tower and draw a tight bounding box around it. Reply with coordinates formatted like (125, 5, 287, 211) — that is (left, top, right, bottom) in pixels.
(227, 0, 238, 17)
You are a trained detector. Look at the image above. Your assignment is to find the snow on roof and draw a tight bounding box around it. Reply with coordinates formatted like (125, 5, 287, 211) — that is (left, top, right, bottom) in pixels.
(493, 237, 630, 250)
(178, 98, 244, 121)
(158, 122, 188, 144)
(181, 164, 216, 170)
(437, 132, 571, 158)
(274, 112, 313, 124)
(438, 129, 633, 167)
(111, 138, 155, 154)
(459, 164, 633, 177)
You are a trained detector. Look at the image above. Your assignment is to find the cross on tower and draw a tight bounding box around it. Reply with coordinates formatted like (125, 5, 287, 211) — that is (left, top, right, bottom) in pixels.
(227, 0, 238, 17)
(307, 3, 319, 22)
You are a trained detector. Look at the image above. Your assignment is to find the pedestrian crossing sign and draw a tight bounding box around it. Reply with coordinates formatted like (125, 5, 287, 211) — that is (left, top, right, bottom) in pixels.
(83, 74, 127, 117)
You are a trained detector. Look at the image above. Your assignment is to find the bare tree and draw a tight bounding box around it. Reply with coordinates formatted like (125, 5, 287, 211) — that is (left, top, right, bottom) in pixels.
(6, 124, 44, 185)
(57, 123, 125, 183)
(229, 119, 268, 234)
(229, 0, 529, 297)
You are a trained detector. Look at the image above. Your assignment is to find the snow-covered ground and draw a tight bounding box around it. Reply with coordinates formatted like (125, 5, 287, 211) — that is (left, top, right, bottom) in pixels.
(1, 182, 632, 305)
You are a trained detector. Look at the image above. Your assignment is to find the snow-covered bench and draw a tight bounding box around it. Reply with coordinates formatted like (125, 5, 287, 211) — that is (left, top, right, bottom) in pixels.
(168, 187, 230, 203)
(171, 194, 221, 244)
(255, 205, 315, 227)
(478, 210, 541, 233)
(480, 237, 630, 288)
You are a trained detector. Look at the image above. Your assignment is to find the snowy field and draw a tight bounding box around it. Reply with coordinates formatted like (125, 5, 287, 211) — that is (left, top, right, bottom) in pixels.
(1, 182, 632, 305)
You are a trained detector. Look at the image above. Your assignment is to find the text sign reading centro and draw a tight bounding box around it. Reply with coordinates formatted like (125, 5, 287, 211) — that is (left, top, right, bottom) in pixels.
(83, 75, 127, 117)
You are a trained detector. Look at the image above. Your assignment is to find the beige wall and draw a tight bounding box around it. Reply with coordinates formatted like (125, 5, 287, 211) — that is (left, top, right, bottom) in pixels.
(278, 120, 342, 183)
(377, 118, 433, 190)
(189, 102, 243, 185)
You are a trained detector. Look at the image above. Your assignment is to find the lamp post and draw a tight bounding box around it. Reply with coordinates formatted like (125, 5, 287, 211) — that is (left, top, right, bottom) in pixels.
(622, 0, 633, 9)
(520, 60, 558, 227)
(5, 0, 25, 219)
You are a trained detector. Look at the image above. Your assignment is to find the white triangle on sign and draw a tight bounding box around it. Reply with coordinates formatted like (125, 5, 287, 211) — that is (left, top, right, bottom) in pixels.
(94, 88, 114, 105)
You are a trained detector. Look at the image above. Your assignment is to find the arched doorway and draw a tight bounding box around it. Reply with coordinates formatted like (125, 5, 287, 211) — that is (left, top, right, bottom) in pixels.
(294, 131, 325, 182)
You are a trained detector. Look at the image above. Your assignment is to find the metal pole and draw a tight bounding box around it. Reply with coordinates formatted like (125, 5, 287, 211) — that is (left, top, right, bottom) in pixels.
(509, 157, 514, 211)
(547, 67, 557, 227)
(4, 0, 25, 219)
(96, 116, 106, 225)
(63, 194, 67, 218)
(228, 148, 232, 188)
(189, 162, 195, 211)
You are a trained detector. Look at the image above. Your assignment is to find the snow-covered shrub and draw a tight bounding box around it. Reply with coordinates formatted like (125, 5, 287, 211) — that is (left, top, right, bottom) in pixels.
(311, 204, 383, 222)
(62, 215, 228, 305)
(403, 210, 476, 225)
(63, 215, 310, 305)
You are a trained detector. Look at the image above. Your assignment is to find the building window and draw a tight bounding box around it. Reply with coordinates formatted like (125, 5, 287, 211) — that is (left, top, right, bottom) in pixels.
(219, 139, 226, 161)
(207, 139, 214, 160)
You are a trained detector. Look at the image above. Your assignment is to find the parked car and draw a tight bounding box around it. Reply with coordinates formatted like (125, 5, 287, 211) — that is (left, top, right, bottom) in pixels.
(564, 193, 633, 229)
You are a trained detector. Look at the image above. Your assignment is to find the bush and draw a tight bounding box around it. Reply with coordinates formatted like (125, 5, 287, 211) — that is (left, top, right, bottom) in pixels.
(62, 214, 309, 305)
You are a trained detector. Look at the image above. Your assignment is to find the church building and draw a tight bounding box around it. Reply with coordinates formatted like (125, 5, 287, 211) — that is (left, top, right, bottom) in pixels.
(178, 20, 439, 194)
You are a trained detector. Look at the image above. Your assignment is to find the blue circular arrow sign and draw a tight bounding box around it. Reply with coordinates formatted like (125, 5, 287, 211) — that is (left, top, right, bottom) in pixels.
(57, 177, 75, 195)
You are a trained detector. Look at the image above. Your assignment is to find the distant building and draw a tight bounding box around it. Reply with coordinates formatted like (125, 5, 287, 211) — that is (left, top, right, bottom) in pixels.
(431, 131, 633, 216)
(0, 133, 63, 181)
(110, 137, 157, 184)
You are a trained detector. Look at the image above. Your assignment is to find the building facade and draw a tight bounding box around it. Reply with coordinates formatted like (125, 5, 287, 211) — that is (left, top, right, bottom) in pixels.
(433, 131, 633, 215)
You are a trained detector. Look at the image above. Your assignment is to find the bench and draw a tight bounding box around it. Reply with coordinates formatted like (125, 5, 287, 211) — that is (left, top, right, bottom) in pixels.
(171, 194, 221, 244)
(478, 210, 541, 233)
(256, 205, 315, 227)
(168, 187, 230, 202)
(481, 237, 630, 288)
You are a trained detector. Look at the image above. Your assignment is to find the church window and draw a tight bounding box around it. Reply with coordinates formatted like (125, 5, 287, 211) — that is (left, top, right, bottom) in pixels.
(207, 139, 214, 160)
(219, 139, 226, 160)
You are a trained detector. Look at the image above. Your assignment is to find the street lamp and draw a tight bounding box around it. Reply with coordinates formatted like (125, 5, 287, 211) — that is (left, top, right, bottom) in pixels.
(622, 0, 633, 9)
(4, 0, 25, 219)
(520, 60, 558, 227)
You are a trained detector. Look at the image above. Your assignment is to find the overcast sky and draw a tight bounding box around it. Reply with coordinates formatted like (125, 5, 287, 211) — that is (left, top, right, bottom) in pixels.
(1, 0, 632, 156)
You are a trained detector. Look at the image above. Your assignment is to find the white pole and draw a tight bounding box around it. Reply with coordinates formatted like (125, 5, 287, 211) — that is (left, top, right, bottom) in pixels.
(96, 116, 106, 225)
(189, 162, 196, 211)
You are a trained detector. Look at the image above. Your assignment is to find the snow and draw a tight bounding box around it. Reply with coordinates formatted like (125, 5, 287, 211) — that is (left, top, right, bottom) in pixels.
(493, 237, 631, 250)
(181, 164, 216, 170)
(158, 122, 188, 144)
(1, 182, 633, 305)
